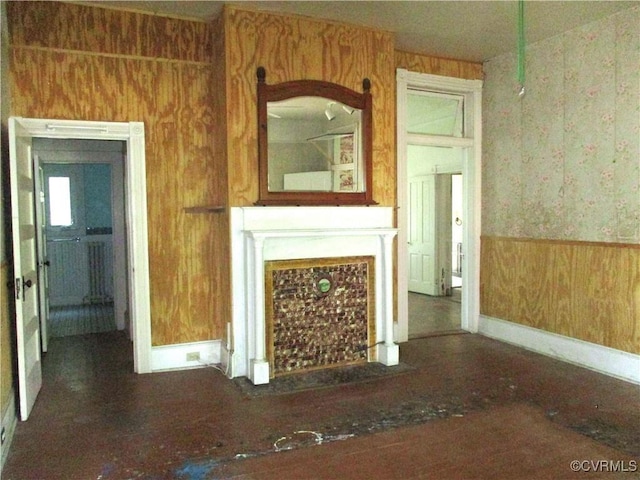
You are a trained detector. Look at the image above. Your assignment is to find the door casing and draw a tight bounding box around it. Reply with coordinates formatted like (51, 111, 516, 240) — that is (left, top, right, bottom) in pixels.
(10, 117, 152, 373)
(396, 69, 483, 342)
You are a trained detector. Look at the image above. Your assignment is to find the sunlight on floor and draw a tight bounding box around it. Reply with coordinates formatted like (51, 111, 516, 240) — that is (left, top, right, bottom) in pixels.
(49, 303, 116, 337)
(408, 289, 461, 339)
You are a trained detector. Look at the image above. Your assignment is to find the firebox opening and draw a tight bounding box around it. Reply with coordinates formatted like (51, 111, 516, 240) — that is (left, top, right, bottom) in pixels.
(265, 256, 376, 377)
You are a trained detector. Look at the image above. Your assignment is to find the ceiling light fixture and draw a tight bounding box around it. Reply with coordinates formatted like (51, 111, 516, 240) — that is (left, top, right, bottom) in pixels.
(325, 102, 336, 121)
(342, 105, 355, 115)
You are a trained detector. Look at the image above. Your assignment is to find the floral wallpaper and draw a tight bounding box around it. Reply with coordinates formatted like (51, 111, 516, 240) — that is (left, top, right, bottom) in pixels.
(482, 6, 639, 243)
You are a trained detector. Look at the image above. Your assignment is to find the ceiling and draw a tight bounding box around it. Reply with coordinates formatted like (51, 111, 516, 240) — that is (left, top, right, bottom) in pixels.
(80, 1, 638, 62)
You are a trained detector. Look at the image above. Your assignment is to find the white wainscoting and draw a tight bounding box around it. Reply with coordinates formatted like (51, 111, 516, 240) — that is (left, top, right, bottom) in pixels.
(479, 315, 640, 384)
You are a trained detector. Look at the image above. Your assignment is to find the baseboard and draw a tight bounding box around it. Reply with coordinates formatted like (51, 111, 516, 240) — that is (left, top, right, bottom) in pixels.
(1, 392, 17, 474)
(478, 315, 640, 384)
(151, 340, 222, 372)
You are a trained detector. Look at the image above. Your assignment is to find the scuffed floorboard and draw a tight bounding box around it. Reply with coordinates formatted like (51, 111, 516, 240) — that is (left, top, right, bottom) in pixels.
(3, 332, 639, 479)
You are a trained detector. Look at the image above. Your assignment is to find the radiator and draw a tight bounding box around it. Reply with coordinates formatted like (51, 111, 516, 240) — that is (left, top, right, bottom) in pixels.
(48, 238, 88, 306)
(84, 241, 113, 304)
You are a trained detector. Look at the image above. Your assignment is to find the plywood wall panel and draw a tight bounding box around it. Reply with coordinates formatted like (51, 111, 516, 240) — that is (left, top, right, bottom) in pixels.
(8, 1, 483, 350)
(395, 50, 484, 80)
(370, 34, 397, 206)
(224, 9, 260, 205)
(481, 236, 640, 354)
(10, 49, 142, 122)
(480, 236, 517, 321)
(567, 245, 640, 353)
(223, 6, 396, 207)
(209, 16, 232, 342)
(142, 61, 222, 344)
(8, 2, 226, 346)
(211, 14, 229, 202)
(10, 49, 78, 119)
(252, 13, 310, 81)
(8, 1, 213, 62)
(318, 26, 371, 88)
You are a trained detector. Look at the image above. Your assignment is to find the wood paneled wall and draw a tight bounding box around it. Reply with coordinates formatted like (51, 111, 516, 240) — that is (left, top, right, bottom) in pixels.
(5, 1, 486, 353)
(8, 1, 228, 345)
(395, 50, 484, 80)
(8, 1, 214, 62)
(221, 6, 397, 207)
(481, 236, 640, 354)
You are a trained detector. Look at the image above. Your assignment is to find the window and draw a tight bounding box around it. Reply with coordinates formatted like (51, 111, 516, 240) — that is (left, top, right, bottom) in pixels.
(48, 176, 73, 226)
(406, 91, 464, 137)
(43, 164, 83, 233)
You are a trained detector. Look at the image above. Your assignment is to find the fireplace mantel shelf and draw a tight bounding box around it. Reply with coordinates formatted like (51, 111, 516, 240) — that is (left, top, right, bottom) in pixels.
(246, 227, 397, 239)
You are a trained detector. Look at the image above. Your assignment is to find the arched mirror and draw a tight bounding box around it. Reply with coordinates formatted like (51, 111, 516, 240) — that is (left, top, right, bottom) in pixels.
(256, 67, 376, 206)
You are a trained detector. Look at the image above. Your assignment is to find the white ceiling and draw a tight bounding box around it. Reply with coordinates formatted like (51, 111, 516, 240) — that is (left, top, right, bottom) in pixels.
(81, 0, 638, 62)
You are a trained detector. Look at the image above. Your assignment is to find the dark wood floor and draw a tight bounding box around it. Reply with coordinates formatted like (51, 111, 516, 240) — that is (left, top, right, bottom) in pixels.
(3, 331, 639, 479)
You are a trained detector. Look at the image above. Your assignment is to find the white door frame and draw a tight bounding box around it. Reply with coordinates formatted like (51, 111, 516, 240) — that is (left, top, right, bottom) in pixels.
(11, 117, 152, 373)
(396, 69, 483, 342)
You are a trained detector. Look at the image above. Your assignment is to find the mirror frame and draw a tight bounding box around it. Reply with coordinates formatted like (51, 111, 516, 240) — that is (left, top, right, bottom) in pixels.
(256, 67, 376, 206)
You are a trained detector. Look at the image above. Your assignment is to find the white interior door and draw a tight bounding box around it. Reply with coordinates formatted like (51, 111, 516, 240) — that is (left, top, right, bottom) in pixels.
(34, 159, 50, 352)
(436, 174, 453, 295)
(9, 117, 43, 421)
(43, 163, 89, 307)
(408, 174, 438, 295)
(451, 174, 463, 287)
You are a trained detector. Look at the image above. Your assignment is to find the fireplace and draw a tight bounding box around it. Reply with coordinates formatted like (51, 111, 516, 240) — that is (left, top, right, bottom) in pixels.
(266, 256, 375, 376)
(229, 206, 397, 384)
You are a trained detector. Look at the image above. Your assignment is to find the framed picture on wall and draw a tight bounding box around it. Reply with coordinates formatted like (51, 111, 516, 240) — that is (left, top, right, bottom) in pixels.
(339, 134, 354, 164)
(331, 129, 358, 192)
(333, 166, 355, 192)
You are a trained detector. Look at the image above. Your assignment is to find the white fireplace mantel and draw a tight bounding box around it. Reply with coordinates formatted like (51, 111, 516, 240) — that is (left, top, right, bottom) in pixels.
(228, 206, 398, 384)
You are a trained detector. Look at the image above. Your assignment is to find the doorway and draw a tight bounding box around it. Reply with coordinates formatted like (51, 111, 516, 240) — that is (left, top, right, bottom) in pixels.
(406, 145, 464, 338)
(395, 69, 483, 343)
(35, 138, 127, 343)
(9, 118, 152, 421)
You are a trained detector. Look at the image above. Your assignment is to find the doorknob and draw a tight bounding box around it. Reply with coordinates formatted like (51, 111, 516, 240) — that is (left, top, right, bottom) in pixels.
(22, 277, 33, 289)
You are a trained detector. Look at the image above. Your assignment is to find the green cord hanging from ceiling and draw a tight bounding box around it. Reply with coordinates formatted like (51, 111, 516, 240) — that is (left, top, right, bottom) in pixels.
(517, 0, 526, 97)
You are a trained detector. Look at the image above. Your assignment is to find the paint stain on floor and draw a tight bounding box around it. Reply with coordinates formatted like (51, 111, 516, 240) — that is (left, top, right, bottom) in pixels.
(175, 459, 220, 480)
